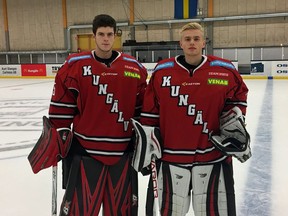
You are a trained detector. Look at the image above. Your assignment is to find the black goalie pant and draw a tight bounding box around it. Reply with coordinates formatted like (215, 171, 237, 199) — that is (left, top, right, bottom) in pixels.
(59, 153, 138, 216)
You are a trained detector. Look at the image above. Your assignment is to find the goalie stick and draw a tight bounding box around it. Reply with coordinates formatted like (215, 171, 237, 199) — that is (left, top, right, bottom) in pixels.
(151, 157, 160, 216)
(52, 164, 57, 216)
(129, 118, 162, 215)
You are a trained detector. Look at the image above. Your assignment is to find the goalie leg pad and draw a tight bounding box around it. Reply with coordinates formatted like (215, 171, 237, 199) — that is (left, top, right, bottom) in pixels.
(103, 153, 139, 215)
(61, 154, 138, 216)
(146, 162, 191, 215)
(191, 161, 236, 216)
(130, 119, 162, 172)
(210, 106, 251, 163)
(28, 116, 72, 174)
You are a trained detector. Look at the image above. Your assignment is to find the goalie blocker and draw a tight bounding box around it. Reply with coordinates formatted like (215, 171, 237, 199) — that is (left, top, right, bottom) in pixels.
(130, 119, 162, 172)
(28, 116, 73, 174)
(209, 106, 251, 163)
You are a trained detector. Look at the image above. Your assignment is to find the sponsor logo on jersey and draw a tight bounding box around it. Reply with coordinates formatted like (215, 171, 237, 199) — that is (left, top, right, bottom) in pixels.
(208, 72, 229, 77)
(124, 65, 140, 72)
(101, 72, 118, 76)
(124, 71, 140, 79)
(207, 78, 228, 86)
(182, 82, 200, 86)
(210, 60, 235, 70)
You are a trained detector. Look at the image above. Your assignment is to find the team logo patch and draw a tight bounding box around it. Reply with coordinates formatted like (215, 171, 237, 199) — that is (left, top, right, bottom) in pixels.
(207, 78, 228, 86)
(199, 173, 207, 178)
(62, 200, 71, 215)
(132, 194, 138, 206)
(124, 71, 140, 79)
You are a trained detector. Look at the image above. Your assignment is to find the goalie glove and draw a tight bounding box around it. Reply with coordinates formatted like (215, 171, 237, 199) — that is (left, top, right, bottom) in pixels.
(28, 116, 73, 173)
(209, 106, 251, 163)
(130, 119, 162, 172)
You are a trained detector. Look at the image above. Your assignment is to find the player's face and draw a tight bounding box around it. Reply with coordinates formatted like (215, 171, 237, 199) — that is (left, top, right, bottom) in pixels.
(180, 29, 205, 58)
(93, 27, 115, 57)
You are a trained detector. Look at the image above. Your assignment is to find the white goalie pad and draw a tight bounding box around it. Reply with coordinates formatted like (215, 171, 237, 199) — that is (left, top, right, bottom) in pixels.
(209, 106, 251, 163)
(159, 164, 191, 215)
(192, 164, 230, 216)
(130, 119, 162, 172)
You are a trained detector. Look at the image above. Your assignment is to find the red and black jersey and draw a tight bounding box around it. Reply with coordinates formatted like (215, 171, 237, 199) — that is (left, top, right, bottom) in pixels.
(140, 55, 248, 166)
(48, 51, 147, 165)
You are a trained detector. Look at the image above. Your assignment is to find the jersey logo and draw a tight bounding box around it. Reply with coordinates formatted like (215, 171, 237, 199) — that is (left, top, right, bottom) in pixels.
(124, 71, 140, 79)
(210, 60, 235, 70)
(82, 65, 92, 76)
(161, 76, 209, 134)
(207, 78, 229, 86)
(161, 76, 171, 87)
(90, 74, 129, 132)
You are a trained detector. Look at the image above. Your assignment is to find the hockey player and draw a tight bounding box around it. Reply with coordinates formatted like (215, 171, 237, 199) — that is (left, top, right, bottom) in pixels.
(132, 22, 251, 216)
(28, 14, 147, 215)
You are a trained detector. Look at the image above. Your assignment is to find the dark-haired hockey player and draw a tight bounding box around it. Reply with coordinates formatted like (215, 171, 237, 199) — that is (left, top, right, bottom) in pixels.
(28, 14, 147, 215)
(132, 22, 251, 216)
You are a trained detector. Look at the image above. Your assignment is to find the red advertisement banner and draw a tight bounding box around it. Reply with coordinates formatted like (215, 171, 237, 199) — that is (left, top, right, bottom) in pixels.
(21, 64, 46, 76)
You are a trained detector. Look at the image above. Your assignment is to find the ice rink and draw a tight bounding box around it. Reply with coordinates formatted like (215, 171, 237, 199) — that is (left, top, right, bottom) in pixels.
(0, 78, 287, 216)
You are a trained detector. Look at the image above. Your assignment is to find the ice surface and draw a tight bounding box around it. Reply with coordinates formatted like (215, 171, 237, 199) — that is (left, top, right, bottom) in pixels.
(1, 78, 287, 216)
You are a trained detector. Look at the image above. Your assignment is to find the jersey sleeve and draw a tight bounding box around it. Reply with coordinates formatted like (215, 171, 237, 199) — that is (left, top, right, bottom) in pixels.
(48, 61, 78, 129)
(224, 68, 249, 115)
(134, 65, 148, 119)
(140, 71, 160, 127)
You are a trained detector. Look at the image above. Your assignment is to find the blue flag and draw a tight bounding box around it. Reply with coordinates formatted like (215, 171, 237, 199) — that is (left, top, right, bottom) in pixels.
(174, 0, 198, 19)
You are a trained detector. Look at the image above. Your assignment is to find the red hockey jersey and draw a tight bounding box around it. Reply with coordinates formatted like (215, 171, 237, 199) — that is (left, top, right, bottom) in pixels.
(140, 55, 248, 165)
(48, 51, 147, 165)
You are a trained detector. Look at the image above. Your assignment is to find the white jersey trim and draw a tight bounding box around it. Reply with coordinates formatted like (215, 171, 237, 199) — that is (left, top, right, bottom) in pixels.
(164, 146, 216, 155)
(175, 155, 228, 167)
(141, 112, 160, 118)
(74, 131, 131, 143)
(49, 114, 74, 119)
(50, 101, 77, 108)
(86, 149, 125, 156)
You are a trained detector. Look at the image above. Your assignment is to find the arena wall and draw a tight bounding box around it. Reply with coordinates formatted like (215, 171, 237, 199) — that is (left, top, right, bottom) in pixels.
(0, 0, 287, 52)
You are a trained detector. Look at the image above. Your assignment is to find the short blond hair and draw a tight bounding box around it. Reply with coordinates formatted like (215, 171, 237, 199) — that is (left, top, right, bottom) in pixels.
(180, 22, 204, 37)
